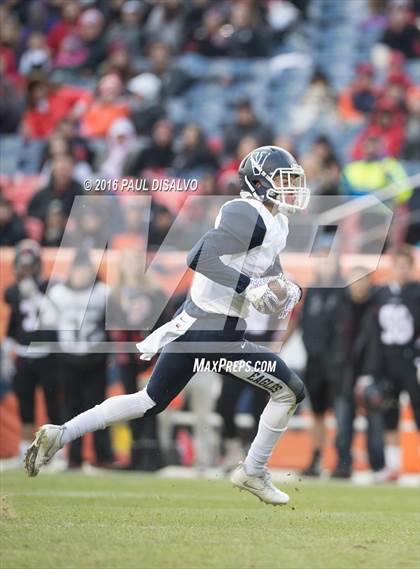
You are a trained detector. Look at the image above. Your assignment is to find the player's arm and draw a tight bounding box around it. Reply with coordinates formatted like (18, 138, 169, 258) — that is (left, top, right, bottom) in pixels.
(186, 201, 266, 293)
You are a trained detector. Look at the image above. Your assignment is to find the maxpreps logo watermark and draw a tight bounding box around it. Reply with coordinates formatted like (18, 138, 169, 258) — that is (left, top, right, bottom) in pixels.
(27, 191, 395, 354)
(193, 358, 277, 374)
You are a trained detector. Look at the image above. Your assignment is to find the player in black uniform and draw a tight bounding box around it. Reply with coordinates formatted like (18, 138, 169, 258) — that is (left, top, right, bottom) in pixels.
(363, 245, 420, 481)
(3, 240, 61, 458)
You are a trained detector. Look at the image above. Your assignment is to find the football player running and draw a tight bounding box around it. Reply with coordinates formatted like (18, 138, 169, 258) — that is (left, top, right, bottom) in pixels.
(24, 146, 310, 506)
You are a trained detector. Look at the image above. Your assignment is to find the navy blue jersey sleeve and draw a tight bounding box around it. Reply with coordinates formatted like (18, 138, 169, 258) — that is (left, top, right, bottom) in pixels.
(187, 201, 266, 293)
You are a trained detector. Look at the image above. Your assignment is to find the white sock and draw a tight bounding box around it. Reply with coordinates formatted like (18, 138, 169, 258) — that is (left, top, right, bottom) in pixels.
(385, 445, 401, 472)
(61, 389, 156, 445)
(244, 396, 296, 476)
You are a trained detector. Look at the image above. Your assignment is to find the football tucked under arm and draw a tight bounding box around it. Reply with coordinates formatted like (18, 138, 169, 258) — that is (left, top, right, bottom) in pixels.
(245, 275, 302, 316)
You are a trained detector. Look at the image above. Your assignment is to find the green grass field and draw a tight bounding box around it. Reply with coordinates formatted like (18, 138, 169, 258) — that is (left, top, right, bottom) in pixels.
(1, 470, 419, 569)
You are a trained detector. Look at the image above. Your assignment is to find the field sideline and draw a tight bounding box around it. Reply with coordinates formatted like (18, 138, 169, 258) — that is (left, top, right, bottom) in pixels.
(1, 471, 419, 569)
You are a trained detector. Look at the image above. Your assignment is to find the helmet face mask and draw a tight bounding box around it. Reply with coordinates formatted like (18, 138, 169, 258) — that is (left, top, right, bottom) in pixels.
(239, 145, 310, 213)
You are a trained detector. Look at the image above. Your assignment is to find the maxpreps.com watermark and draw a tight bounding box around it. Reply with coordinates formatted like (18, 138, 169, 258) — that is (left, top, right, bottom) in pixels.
(83, 177, 199, 192)
(193, 358, 277, 374)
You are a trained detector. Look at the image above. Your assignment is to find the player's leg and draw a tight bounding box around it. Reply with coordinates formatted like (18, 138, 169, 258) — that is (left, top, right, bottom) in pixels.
(403, 360, 420, 430)
(188, 371, 220, 470)
(301, 355, 327, 476)
(83, 356, 114, 466)
(119, 361, 162, 471)
(332, 395, 355, 478)
(217, 374, 246, 471)
(225, 342, 305, 504)
(13, 357, 37, 457)
(374, 374, 401, 481)
(61, 358, 85, 467)
(24, 342, 195, 477)
(366, 405, 385, 473)
(251, 386, 269, 438)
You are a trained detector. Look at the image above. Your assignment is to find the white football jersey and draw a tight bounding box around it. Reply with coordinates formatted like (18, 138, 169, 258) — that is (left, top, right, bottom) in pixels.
(190, 198, 288, 317)
(46, 281, 108, 354)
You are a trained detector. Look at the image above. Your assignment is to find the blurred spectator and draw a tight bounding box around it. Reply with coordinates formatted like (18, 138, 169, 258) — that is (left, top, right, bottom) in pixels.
(53, 34, 88, 72)
(338, 63, 378, 123)
(40, 200, 66, 248)
(3, 240, 61, 459)
(106, 0, 145, 58)
(19, 31, 52, 76)
(362, 246, 420, 481)
(127, 72, 164, 135)
(226, 2, 267, 57)
(360, 0, 388, 35)
(47, 0, 80, 54)
(0, 12, 22, 57)
(99, 42, 136, 83)
(351, 98, 406, 159)
(0, 194, 27, 246)
(148, 202, 174, 249)
(0, 67, 23, 133)
(123, 119, 175, 176)
(300, 248, 345, 476)
(22, 73, 91, 139)
(224, 99, 273, 156)
(77, 8, 107, 73)
(110, 249, 167, 470)
(219, 134, 260, 192)
(145, 0, 185, 52)
(100, 117, 137, 179)
(292, 70, 338, 135)
(55, 117, 95, 168)
(199, 171, 221, 196)
(331, 267, 385, 478)
(273, 134, 298, 156)
(383, 49, 412, 87)
(119, 199, 148, 240)
(0, 43, 20, 87)
(192, 6, 228, 56)
(301, 135, 339, 191)
(81, 73, 129, 138)
(45, 249, 115, 468)
(148, 41, 193, 97)
(40, 134, 92, 183)
(169, 192, 218, 249)
(173, 123, 219, 172)
(27, 153, 84, 222)
(21, 0, 56, 42)
(402, 85, 420, 161)
(317, 158, 342, 197)
(343, 136, 411, 204)
(66, 200, 108, 249)
(382, 73, 411, 115)
(267, 0, 301, 36)
(379, 1, 420, 59)
(342, 136, 412, 251)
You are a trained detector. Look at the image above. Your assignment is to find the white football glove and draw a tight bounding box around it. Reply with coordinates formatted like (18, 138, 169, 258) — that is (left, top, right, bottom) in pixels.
(245, 275, 302, 316)
(245, 276, 282, 314)
(276, 277, 302, 319)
